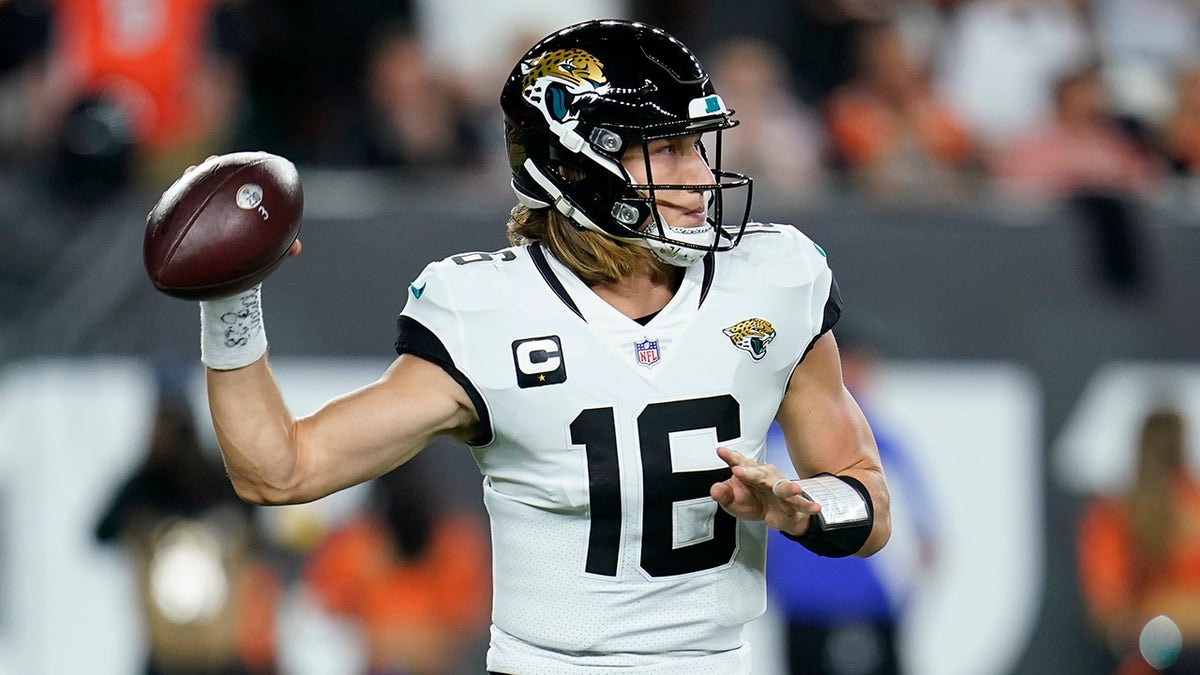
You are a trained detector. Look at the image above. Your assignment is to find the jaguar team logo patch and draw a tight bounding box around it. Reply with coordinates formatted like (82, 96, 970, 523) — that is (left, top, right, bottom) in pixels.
(722, 318, 776, 361)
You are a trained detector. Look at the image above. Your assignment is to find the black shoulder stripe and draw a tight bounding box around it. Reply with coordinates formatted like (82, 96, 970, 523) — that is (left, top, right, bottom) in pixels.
(529, 242, 584, 320)
(800, 275, 843, 362)
(395, 315, 493, 446)
(822, 276, 843, 335)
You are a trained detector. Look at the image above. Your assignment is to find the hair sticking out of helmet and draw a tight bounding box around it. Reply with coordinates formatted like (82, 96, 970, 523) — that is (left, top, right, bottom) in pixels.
(500, 19, 753, 267)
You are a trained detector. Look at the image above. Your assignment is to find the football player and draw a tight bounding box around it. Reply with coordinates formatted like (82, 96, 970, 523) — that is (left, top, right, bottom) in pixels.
(199, 19, 891, 675)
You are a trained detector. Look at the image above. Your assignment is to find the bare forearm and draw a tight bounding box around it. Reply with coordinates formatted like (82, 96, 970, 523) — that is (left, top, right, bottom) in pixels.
(778, 335, 893, 557)
(207, 356, 305, 505)
(208, 353, 479, 506)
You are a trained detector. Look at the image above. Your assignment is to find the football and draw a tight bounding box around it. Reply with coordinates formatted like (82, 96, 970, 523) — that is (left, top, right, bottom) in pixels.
(143, 151, 303, 300)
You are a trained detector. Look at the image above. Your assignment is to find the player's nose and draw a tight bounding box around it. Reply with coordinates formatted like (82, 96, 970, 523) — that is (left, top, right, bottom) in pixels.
(682, 148, 715, 188)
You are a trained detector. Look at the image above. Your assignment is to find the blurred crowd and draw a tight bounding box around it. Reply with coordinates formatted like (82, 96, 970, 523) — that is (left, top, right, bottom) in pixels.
(96, 365, 492, 675)
(3, 3, 1200, 672)
(4, 0, 1200, 211)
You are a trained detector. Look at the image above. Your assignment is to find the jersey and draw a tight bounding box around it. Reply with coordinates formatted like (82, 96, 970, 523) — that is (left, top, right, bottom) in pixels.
(395, 222, 841, 675)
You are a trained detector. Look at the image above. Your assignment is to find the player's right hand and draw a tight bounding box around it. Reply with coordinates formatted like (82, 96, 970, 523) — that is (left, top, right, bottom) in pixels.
(181, 157, 302, 259)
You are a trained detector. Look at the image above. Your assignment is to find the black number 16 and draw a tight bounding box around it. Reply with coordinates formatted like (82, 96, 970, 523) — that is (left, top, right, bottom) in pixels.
(569, 395, 740, 578)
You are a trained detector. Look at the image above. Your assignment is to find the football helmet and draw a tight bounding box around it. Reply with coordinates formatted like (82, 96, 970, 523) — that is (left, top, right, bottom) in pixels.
(501, 19, 753, 266)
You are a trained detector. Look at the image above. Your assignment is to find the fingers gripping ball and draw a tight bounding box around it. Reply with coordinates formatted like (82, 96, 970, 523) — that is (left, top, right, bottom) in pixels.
(144, 152, 303, 301)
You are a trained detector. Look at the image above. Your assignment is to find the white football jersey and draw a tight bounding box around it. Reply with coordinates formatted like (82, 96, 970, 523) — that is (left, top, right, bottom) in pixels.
(396, 222, 840, 675)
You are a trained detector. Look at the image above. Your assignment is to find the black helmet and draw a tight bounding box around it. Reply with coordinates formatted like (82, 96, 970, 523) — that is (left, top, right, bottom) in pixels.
(500, 19, 753, 266)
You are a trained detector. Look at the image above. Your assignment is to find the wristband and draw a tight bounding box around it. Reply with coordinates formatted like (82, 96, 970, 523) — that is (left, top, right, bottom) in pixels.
(782, 473, 873, 558)
(200, 284, 267, 370)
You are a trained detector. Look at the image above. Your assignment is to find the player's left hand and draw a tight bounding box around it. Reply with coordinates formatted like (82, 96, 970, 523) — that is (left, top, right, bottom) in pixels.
(710, 446, 822, 537)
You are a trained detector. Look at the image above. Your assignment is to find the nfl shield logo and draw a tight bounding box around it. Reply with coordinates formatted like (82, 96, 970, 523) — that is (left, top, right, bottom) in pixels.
(635, 339, 660, 368)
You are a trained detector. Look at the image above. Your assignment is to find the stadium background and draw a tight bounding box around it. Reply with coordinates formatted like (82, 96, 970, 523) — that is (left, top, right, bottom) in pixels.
(1, 0, 1199, 673)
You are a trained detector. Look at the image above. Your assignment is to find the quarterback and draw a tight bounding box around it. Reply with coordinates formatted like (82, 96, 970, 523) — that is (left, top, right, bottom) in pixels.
(199, 20, 890, 675)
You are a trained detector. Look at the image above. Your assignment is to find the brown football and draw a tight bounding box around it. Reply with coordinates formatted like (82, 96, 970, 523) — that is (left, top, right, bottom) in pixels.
(143, 151, 303, 300)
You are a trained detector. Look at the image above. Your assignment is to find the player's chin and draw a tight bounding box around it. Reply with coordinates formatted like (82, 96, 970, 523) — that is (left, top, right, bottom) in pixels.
(666, 209, 707, 230)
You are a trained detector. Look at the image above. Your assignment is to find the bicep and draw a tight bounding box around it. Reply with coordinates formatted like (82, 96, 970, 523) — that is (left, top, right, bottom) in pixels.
(292, 354, 480, 499)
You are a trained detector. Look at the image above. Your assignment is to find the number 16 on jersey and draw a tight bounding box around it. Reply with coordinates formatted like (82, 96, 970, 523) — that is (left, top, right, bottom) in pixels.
(570, 395, 742, 578)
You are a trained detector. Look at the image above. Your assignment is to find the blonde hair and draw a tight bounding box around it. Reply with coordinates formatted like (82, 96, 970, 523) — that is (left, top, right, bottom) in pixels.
(505, 205, 671, 286)
(1128, 408, 1187, 572)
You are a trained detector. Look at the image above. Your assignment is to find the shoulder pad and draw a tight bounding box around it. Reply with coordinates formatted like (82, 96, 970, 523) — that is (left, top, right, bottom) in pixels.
(727, 222, 832, 287)
(405, 246, 526, 313)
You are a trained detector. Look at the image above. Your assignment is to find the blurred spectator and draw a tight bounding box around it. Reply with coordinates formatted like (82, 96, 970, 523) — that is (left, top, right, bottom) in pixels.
(334, 22, 483, 170)
(1159, 64, 1200, 175)
(412, 0, 625, 108)
(233, 1, 413, 162)
(823, 20, 977, 201)
(786, 0, 897, 106)
(302, 458, 491, 675)
(765, 326, 939, 675)
(40, 0, 247, 193)
(639, 0, 887, 106)
(1092, 0, 1200, 136)
(0, 0, 51, 166)
(95, 368, 281, 675)
(991, 65, 1161, 203)
(993, 65, 1161, 292)
(708, 37, 828, 207)
(1076, 408, 1200, 674)
(935, 0, 1093, 153)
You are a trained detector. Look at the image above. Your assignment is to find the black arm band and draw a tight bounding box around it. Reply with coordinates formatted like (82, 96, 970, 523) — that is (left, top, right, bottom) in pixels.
(782, 474, 874, 558)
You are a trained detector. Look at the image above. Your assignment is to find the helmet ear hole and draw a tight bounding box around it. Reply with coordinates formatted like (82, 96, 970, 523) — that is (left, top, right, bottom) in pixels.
(553, 164, 587, 183)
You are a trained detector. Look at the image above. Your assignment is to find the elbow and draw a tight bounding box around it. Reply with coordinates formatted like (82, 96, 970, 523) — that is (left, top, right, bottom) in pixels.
(857, 488, 893, 558)
(228, 472, 307, 506)
(858, 510, 892, 558)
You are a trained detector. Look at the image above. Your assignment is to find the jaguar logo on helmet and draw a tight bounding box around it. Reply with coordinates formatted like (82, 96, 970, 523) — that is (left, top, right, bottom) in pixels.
(520, 48, 610, 126)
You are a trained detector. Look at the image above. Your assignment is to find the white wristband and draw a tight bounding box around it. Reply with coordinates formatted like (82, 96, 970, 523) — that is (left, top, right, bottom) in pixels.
(200, 284, 268, 370)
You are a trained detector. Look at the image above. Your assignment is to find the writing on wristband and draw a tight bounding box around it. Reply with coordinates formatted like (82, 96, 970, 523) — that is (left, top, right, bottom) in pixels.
(200, 285, 268, 370)
(795, 474, 869, 530)
(783, 473, 873, 557)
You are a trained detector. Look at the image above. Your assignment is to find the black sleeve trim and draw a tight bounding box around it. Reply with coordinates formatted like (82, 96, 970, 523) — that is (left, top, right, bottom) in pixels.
(821, 275, 843, 335)
(800, 274, 843, 362)
(395, 315, 493, 446)
(781, 473, 874, 558)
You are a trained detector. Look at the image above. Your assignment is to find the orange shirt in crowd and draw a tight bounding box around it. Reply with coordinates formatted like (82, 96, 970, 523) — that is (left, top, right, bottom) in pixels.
(1077, 476, 1200, 674)
(50, 0, 216, 148)
(304, 511, 491, 673)
(825, 86, 975, 170)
